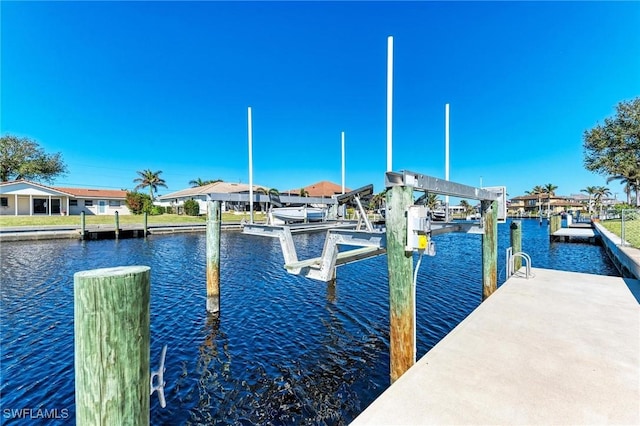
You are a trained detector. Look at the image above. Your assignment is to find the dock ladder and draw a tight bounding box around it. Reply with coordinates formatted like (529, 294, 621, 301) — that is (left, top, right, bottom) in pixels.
(506, 247, 533, 279)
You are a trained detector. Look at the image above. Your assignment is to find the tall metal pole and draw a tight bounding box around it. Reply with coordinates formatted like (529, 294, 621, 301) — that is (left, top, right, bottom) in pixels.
(248, 106, 254, 224)
(386, 36, 394, 173)
(445, 103, 450, 220)
(341, 131, 346, 195)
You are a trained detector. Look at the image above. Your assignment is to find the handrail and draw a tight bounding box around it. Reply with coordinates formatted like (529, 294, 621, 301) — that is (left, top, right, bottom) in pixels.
(506, 247, 533, 279)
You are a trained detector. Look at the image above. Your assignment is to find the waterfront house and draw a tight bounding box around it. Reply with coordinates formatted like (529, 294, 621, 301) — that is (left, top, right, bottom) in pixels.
(282, 181, 351, 198)
(157, 181, 268, 215)
(0, 180, 130, 216)
(508, 194, 586, 217)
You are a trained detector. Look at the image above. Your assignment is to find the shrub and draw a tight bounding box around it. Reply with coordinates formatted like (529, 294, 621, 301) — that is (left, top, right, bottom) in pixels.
(150, 205, 165, 216)
(183, 199, 200, 216)
(126, 192, 152, 215)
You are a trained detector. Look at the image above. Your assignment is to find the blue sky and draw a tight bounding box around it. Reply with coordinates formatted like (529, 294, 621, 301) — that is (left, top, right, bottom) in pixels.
(2, 1, 639, 200)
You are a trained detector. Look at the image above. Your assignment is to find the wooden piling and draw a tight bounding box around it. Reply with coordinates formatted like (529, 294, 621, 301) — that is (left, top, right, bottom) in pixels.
(481, 200, 498, 301)
(510, 220, 522, 271)
(114, 211, 120, 239)
(143, 212, 148, 238)
(74, 266, 151, 425)
(385, 185, 415, 383)
(549, 215, 561, 240)
(80, 211, 86, 240)
(206, 200, 221, 315)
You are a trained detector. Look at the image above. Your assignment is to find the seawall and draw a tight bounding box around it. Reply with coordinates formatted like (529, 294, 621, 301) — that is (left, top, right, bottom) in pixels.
(593, 222, 640, 279)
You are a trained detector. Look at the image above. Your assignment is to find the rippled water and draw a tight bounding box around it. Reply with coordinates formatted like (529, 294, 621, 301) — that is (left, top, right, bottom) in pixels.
(0, 219, 619, 425)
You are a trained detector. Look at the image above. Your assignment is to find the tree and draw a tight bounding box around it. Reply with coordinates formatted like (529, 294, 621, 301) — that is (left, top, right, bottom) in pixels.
(593, 186, 611, 218)
(583, 97, 640, 204)
(183, 199, 200, 216)
(459, 199, 474, 216)
(189, 178, 221, 187)
(542, 183, 558, 216)
(581, 186, 597, 215)
(370, 190, 387, 211)
(299, 188, 309, 197)
(607, 167, 640, 206)
(133, 169, 167, 200)
(423, 193, 440, 211)
(125, 191, 152, 215)
(525, 185, 545, 216)
(0, 134, 67, 183)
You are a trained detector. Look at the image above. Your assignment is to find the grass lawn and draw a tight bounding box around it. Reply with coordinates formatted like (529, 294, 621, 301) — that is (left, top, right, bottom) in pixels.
(0, 212, 267, 227)
(601, 218, 640, 249)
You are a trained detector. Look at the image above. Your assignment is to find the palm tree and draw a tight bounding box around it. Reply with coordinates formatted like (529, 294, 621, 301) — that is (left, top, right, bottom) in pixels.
(593, 186, 611, 218)
(299, 188, 309, 197)
(133, 169, 167, 201)
(542, 183, 558, 217)
(370, 190, 387, 211)
(459, 199, 474, 216)
(424, 193, 440, 211)
(189, 178, 221, 187)
(608, 168, 640, 206)
(525, 185, 545, 217)
(581, 186, 597, 215)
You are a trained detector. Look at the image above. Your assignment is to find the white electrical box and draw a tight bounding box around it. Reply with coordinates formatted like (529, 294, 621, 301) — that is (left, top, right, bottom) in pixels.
(406, 205, 429, 252)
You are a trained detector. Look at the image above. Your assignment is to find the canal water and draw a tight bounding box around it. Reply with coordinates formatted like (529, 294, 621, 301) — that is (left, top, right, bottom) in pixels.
(0, 219, 618, 425)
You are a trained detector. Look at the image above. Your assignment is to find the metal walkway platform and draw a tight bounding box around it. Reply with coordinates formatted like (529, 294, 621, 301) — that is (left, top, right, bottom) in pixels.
(352, 268, 640, 425)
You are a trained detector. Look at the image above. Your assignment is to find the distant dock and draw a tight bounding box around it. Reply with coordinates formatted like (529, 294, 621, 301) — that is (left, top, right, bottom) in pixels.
(550, 227, 597, 242)
(0, 220, 361, 242)
(352, 267, 640, 425)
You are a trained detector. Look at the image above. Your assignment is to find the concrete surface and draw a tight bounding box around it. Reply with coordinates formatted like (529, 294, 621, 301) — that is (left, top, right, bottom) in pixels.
(352, 268, 640, 425)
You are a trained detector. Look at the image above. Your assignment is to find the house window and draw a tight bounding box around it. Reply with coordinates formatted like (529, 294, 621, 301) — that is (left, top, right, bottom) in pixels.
(0, 197, 7, 207)
(85, 200, 93, 206)
(69, 199, 78, 206)
(109, 200, 121, 207)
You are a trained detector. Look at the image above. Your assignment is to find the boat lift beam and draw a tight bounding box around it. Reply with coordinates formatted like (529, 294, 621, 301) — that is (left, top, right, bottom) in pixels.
(242, 224, 386, 282)
(385, 171, 498, 201)
(386, 170, 507, 224)
(336, 184, 375, 232)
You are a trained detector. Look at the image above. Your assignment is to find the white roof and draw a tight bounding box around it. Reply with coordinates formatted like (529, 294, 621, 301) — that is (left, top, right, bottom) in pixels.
(158, 181, 267, 200)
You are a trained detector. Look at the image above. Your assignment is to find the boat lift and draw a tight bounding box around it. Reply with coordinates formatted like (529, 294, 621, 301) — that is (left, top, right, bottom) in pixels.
(242, 177, 506, 282)
(243, 184, 386, 281)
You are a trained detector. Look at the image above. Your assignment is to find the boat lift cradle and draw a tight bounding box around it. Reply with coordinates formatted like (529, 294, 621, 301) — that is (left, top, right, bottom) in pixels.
(242, 177, 508, 282)
(243, 184, 386, 282)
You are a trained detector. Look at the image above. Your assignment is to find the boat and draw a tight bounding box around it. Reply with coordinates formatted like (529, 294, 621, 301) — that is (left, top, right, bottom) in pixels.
(431, 209, 446, 221)
(269, 206, 326, 224)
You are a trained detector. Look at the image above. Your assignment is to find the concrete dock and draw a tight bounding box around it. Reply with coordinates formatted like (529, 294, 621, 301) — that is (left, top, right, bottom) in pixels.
(551, 227, 597, 243)
(352, 268, 640, 425)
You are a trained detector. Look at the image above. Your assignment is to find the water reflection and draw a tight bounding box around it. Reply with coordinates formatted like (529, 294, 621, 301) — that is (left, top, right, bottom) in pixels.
(0, 220, 620, 425)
